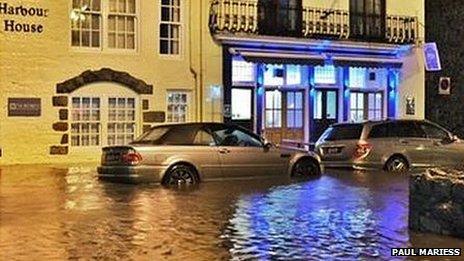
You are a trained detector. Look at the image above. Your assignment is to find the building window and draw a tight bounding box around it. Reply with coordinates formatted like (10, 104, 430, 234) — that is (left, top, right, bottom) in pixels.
(71, 97, 138, 147)
(107, 98, 136, 146)
(71, 97, 101, 146)
(231, 88, 252, 120)
(167, 91, 189, 122)
(108, 0, 137, 49)
(314, 66, 337, 85)
(286, 65, 302, 85)
(71, 0, 137, 50)
(286, 91, 303, 128)
(350, 92, 384, 122)
(368, 93, 383, 120)
(349, 67, 366, 88)
(264, 65, 285, 86)
(160, 0, 182, 55)
(71, 0, 102, 48)
(265, 90, 282, 128)
(232, 60, 255, 83)
(350, 92, 364, 122)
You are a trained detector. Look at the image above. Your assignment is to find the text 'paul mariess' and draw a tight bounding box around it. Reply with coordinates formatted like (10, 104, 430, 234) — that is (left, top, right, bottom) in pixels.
(0, 2, 49, 34)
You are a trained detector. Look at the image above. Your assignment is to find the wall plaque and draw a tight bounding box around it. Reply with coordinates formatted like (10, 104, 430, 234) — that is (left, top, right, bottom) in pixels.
(8, 98, 41, 117)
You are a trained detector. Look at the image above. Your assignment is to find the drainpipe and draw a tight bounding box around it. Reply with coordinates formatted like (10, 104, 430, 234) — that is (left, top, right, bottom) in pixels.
(188, 2, 202, 121)
(198, 0, 204, 122)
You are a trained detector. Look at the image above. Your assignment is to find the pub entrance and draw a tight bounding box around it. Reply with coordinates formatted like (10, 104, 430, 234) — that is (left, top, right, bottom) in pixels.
(264, 89, 305, 144)
(311, 89, 339, 142)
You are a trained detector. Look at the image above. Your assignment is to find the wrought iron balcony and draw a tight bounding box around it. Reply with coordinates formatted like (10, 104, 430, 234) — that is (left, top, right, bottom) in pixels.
(209, 0, 419, 44)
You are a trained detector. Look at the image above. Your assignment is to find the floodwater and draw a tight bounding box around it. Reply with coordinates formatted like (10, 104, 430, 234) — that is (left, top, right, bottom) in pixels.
(0, 165, 463, 260)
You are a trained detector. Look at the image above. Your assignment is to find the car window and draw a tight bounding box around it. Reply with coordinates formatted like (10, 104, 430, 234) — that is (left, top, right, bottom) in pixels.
(322, 124, 364, 141)
(131, 127, 170, 144)
(393, 122, 424, 138)
(161, 126, 198, 145)
(419, 122, 449, 140)
(193, 129, 216, 146)
(369, 123, 388, 138)
(210, 126, 263, 147)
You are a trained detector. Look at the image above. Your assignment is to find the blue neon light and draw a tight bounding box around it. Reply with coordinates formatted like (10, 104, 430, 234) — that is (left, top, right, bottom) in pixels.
(387, 70, 399, 118)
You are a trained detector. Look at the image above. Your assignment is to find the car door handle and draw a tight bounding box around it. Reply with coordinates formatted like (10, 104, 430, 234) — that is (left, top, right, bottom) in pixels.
(219, 148, 230, 154)
(399, 139, 409, 145)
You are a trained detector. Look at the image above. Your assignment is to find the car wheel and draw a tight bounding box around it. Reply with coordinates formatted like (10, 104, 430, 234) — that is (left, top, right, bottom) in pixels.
(385, 156, 409, 173)
(292, 158, 321, 177)
(163, 164, 198, 186)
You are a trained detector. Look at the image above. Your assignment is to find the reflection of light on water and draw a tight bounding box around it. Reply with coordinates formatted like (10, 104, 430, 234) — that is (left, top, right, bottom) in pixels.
(223, 177, 399, 259)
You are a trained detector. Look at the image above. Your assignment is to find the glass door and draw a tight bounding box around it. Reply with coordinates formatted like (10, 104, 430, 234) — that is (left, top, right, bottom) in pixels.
(231, 87, 254, 131)
(264, 89, 305, 144)
(311, 89, 338, 142)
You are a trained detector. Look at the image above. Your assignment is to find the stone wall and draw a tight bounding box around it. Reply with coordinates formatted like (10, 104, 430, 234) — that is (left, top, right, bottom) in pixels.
(425, 0, 464, 137)
(409, 168, 464, 238)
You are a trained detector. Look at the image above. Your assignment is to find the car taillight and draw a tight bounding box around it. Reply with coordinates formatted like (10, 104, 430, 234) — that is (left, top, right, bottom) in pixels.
(353, 143, 372, 159)
(122, 152, 142, 165)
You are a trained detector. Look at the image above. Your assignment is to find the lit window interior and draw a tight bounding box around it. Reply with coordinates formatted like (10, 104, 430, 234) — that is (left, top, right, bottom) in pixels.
(232, 59, 255, 83)
(314, 65, 336, 84)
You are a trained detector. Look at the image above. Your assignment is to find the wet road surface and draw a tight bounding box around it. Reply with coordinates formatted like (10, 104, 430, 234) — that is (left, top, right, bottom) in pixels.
(1, 165, 463, 260)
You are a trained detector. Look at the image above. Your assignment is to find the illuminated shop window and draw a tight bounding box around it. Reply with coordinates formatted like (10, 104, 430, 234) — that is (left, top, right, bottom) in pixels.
(167, 91, 189, 122)
(350, 92, 384, 122)
(286, 65, 302, 85)
(160, 0, 182, 55)
(349, 67, 366, 88)
(314, 66, 336, 85)
(108, 0, 137, 49)
(264, 65, 285, 86)
(231, 88, 252, 120)
(71, 0, 102, 48)
(265, 90, 282, 128)
(286, 91, 303, 128)
(368, 93, 383, 120)
(71, 97, 101, 146)
(107, 98, 136, 146)
(350, 92, 364, 122)
(232, 60, 255, 83)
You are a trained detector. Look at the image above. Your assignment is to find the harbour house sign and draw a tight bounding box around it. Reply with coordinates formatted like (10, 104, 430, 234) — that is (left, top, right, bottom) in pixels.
(0, 2, 49, 33)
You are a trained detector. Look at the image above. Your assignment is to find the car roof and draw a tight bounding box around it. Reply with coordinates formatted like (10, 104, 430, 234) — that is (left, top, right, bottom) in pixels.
(331, 119, 430, 128)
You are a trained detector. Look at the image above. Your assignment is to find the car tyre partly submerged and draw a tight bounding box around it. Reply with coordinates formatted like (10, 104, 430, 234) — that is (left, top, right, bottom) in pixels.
(292, 158, 321, 178)
(162, 164, 199, 186)
(384, 155, 409, 173)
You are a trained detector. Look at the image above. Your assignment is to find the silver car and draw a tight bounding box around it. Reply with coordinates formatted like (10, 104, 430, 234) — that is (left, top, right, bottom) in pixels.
(98, 123, 321, 184)
(315, 119, 464, 172)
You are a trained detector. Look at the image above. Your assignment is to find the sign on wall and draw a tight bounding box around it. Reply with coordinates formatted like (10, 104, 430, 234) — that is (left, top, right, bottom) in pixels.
(8, 98, 41, 117)
(0, 2, 49, 33)
(439, 77, 451, 95)
(423, 43, 442, 71)
(405, 96, 415, 115)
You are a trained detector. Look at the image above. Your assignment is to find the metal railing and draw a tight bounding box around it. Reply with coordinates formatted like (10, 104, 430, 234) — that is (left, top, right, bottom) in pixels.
(209, 0, 419, 44)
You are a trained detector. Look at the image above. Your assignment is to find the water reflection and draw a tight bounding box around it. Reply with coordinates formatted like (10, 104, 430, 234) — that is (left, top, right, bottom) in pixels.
(0, 166, 463, 260)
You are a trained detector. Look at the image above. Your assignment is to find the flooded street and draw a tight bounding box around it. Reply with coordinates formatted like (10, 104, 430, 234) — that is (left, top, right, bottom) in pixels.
(1, 165, 463, 260)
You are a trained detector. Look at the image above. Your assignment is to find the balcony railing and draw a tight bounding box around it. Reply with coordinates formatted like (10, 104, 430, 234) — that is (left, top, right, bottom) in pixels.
(209, 0, 419, 44)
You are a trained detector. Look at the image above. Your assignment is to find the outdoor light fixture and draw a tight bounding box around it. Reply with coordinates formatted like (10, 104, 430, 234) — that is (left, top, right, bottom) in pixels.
(70, 5, 88, 22)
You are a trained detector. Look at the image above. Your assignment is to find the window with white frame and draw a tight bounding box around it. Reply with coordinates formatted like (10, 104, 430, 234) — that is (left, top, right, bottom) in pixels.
(350, 92, 384, 122)
(368, 93, 383, 120)
(314, 66, 337, 85)
(286, 65, 302, 85)
(71, 97, 101, 146)
(350, 92, 364, 122)
(286, 91, 303, 128)
(232, 60, 255, 83)
(71, 0, 102, 48)
(71, 97, 138, 147)
(107, 98, 136, 146)
(160, 0, 182, 55)
(108, 0, 137, 49)
(349, 67, 366, 88)
(167, 92, 189, 122)
(264, 64, 284, 86)
(70, 0, 137, 50)
(265, 90, 282, 128)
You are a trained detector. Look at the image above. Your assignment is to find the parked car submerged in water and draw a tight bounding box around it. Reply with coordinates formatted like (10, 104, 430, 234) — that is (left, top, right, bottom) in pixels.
(98, 123, 321, 184)
(315, 119, 464, 172)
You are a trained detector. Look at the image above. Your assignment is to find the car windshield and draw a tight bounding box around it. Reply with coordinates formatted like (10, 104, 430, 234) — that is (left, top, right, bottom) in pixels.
(322, 124, 364, 141)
